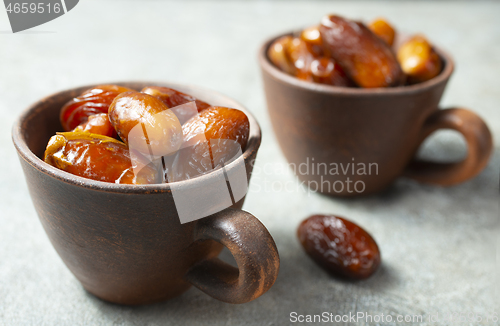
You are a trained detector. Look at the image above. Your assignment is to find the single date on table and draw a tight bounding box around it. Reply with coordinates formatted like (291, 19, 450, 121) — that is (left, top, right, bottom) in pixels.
(6, 2, 62, 14)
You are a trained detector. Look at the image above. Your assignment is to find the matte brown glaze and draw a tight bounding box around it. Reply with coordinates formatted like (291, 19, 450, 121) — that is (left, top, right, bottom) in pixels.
(12, 82, 279, 305)
(259, 33, 493, 196)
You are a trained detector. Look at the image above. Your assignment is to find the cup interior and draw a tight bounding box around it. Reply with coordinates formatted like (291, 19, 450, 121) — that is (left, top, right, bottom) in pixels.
(12, 82, 261, 192)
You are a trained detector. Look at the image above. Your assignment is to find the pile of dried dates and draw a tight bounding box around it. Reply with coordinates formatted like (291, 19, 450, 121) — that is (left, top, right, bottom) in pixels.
(44, 85, 249, 185)
(268, 15, 442, 87)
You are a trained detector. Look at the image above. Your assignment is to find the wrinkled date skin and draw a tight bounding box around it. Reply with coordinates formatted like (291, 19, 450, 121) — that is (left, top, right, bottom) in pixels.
(397, 35, 442, 84)
(141, 86, 211, 119)
(44, 132, 159, 184)
(73, 113, 117, 138)
(60, 85, 133, 131)
(320, 15, 404, 88)
(108, 91, 183, 157)
(297, 214, 381, 279)
(368, 18, 396, 46)
(166, 106, 250, 182)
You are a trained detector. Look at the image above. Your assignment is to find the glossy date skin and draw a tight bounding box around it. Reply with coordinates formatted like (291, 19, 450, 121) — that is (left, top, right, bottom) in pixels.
(267, 35, 297, 75)
(268, 15, 442, 87)
(319, 15, 404, 88)
(49, 86, 250, 185)
(287, 37, 319, 82)
(310, 57, 353, 87)
(60, 85, 133, 131)
(269, 35, 352, 86)
(182, 106, 249, 153)
(297, 214, 381, 279)
(141, 86, 211, 113)
(44, 132, 159, 184)
(368, 18, 396, 46)
(108, 91, 183, 157)
(166, 106, 250, 182)
(300, 26, 326, 57)
(397, 35, 442, 84)
(73, 113, 117, 138)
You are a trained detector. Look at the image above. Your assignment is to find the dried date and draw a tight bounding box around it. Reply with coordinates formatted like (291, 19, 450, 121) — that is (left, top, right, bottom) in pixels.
(368, 18, 396, 46)
(44, 132, 159, 184)
(166, 106, 249, 182)
(108, 91, 183, 157)
(297, 214, 381, 279)
(397, 35, 442, 84)
(300, 26, 326, 57)
(141, 86, 211, 121)
(73, 113, 116, 138)
(60, 84, 133, 131)
(320, 15, 404, 88)
(267, 35, 296, 75)
(310, 57, 353, 86)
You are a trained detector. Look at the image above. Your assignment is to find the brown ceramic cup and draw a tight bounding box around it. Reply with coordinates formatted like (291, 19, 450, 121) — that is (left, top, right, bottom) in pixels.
(259, 33, 493, 197)
(12, 82, 279, 305)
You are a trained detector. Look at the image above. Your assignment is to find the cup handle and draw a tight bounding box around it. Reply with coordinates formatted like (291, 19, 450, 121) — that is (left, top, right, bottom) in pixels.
(184, 208, 280, 304)
(403, 107, 493, 186)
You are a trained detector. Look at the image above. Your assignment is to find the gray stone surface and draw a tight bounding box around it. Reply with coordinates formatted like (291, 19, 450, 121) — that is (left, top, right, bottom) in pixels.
(0, 1, 498, 325)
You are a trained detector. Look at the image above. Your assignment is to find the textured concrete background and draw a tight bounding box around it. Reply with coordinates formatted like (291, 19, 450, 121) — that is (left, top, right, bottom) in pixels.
(0, 1, 499, 325)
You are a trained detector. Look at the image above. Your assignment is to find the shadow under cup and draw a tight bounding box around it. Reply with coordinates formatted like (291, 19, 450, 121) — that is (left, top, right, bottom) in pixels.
(12, 82, 279, 305)
(259, 34, 493, 197)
